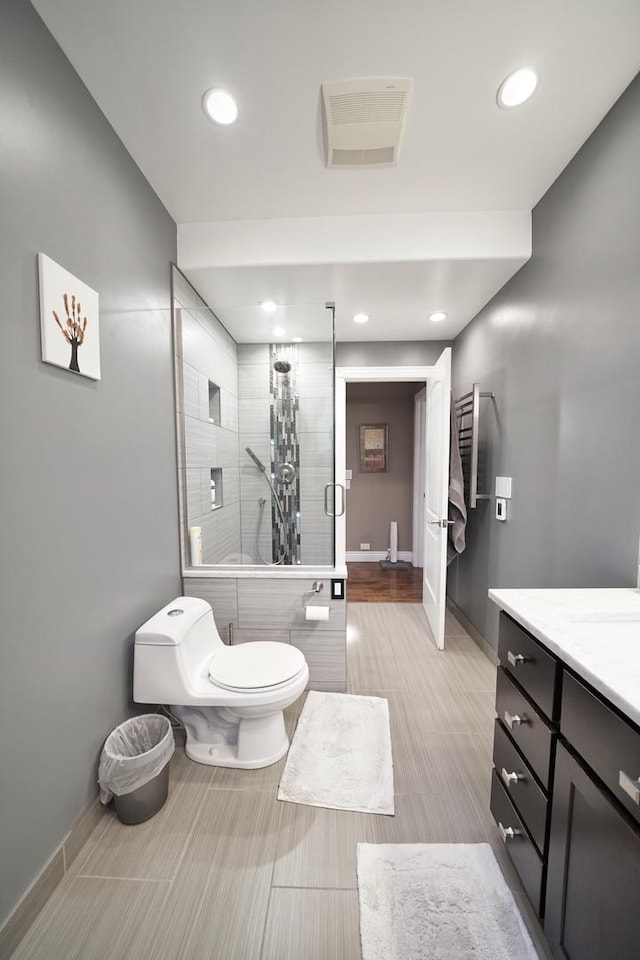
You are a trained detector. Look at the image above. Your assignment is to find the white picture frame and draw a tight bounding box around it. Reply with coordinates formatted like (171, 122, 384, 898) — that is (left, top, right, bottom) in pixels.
(38, 253, 101, 380)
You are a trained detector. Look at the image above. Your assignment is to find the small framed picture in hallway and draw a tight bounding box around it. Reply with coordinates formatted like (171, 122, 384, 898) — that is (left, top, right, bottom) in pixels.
(38, 253, 101, 380)
(359, 423, 388, 472)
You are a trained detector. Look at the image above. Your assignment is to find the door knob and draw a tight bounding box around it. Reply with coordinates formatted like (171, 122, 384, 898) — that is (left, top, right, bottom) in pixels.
(427, 519, 455, 528)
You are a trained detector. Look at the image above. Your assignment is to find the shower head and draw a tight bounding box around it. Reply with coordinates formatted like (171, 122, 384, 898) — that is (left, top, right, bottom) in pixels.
(245, 447, 267, 473)
(273, 359, 291, 374)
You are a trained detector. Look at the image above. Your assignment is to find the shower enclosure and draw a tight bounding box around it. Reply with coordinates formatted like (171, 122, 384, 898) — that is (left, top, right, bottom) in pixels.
(172, 266, 337, 567)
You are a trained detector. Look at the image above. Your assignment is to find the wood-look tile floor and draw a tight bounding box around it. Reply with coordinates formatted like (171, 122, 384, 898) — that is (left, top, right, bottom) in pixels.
(11, 606, 552, 960)
(346, 563, 423, 602)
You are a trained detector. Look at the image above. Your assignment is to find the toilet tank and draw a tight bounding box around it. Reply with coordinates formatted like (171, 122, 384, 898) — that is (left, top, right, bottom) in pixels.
(133, 596, 222, 704)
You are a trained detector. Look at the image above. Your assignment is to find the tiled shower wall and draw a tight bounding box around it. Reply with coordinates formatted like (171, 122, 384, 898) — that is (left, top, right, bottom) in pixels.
(174, 272, 242, 563)
(297, 342, 334, 564)
(237, 343, 275, 563)
(237, 341, 334, 565)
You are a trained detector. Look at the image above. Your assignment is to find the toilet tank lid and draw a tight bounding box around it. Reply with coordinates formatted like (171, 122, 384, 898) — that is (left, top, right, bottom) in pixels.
(135, 596, 211, 645)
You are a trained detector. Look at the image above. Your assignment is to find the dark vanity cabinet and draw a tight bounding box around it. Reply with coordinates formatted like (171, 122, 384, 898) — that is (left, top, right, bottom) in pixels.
(490, 609, 640, 960)
(490, 612, 560, 916)
(545, 676, 640, 960)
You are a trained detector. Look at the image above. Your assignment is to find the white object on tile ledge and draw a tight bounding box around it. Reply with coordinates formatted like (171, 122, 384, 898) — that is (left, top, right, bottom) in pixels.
(189, 526, 203, 565)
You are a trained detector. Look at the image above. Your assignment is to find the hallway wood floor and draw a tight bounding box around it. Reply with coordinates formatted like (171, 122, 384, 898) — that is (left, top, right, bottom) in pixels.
(10, 606, 550, 960)
(346, 562, 423, 602)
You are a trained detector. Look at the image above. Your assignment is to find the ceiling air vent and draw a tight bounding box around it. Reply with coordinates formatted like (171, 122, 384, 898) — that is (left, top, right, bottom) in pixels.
(321, 77, 413, 168)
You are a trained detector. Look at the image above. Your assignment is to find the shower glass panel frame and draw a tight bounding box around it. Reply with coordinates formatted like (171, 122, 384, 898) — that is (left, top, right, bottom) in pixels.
(172, 265, 336, 569)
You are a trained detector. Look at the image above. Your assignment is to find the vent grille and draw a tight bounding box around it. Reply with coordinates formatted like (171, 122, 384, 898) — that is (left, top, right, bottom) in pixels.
(328, 92, 407, 125)
(321, 77, 412, 169)
(331, 146, 396, 166)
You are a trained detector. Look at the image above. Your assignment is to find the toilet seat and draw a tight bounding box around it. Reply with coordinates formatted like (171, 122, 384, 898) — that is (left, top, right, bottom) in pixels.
(208, 641, 306, 693)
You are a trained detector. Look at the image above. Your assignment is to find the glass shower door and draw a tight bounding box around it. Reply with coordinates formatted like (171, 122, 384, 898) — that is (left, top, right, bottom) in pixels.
(173, 266, 336, 568)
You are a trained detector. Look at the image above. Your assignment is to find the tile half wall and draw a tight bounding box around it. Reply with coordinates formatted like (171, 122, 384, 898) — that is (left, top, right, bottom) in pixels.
(183, 577, 347, 691)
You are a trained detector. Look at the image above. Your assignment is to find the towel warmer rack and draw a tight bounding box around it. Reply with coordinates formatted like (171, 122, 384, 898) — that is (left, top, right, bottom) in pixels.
(455, 383, 495, 508)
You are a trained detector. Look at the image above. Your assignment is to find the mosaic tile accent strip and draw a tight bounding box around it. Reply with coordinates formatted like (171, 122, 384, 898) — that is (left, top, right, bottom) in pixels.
(269, 343, 301, 564)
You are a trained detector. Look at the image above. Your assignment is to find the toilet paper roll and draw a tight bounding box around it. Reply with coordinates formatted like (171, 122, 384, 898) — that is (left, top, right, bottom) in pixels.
(305, 605, 330, 621)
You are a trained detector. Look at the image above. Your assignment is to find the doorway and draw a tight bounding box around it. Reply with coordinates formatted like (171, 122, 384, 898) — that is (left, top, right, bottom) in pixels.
(335, 350, 452, 649)
(342, 380, 424, 601)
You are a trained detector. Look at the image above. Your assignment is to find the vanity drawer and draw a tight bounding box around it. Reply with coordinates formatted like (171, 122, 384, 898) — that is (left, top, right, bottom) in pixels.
(490, 770, 544, 917)
(495, 668, 555, 790)
(562, 672, 640, 827)
(492, 719, 548, 854)
(498, 612, 560, 721)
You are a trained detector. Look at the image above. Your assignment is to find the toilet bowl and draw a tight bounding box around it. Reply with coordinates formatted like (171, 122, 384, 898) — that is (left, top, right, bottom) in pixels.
(133, 597, 309, 768)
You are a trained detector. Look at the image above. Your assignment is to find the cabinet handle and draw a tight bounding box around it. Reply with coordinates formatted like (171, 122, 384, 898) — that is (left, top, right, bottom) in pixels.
(619, 770, 640, 805)
(507, 651, 527, 667)
(504, 710, 524, 729)
(498, 821, 521, 842)
(501, 767, 524, 788)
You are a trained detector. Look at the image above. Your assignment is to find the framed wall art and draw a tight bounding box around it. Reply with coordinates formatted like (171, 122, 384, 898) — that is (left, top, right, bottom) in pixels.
(359, 423, 388, 473)
(38, 253, 101, 380)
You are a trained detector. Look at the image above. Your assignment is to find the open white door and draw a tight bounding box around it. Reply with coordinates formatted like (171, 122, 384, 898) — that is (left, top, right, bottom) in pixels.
(422, 347, 451, 650)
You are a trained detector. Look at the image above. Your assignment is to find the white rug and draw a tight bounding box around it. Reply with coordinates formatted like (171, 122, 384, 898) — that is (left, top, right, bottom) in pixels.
(277, 691, 394, 815)
(357, 843, 540, 960)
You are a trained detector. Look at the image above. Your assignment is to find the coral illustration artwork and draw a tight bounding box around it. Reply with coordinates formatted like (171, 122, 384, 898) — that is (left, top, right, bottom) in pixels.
(38, 253, 101, 380)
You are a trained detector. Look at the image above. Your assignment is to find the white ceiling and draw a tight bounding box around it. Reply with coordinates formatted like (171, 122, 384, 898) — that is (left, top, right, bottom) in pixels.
(32, 0, 640, 341)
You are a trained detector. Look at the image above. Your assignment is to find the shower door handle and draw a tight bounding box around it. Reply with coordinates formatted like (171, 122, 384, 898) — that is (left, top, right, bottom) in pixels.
(323, 483, 346, 517)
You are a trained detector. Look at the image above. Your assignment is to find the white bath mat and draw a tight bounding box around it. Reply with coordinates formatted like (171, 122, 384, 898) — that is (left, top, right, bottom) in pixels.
(277, 691, 394, 815)
(357, 843, 540, 960)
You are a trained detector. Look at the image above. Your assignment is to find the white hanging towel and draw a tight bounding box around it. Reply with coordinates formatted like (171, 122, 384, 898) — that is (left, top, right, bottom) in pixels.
(447, 393, 467, 564)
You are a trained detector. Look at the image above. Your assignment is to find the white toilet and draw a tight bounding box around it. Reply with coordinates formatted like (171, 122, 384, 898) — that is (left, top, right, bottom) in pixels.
(133, 596, 309, 768)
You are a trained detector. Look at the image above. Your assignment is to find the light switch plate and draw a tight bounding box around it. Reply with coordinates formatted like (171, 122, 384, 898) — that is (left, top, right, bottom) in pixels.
(495, 497, 507, 521)
(495, 476, 512, 499)
(331, 578, 345, 600)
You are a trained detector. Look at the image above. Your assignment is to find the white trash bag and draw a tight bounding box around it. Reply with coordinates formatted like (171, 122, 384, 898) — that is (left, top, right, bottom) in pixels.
(98, 714, 175, 804)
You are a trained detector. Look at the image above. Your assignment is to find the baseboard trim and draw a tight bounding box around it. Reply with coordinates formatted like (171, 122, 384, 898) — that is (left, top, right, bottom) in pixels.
(346, 551, 413, 563)
(446, 597, 498, 665)
(0, 796, 106, 957)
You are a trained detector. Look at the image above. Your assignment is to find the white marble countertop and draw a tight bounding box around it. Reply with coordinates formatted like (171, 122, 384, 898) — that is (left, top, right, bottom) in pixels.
(488, 588, 640, 729)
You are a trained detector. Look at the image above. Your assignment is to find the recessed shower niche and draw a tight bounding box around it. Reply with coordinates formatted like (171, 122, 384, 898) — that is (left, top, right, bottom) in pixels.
(172, 265, 336, 567)
(208, 381, 221, 424)
(210, 468, 223, 510)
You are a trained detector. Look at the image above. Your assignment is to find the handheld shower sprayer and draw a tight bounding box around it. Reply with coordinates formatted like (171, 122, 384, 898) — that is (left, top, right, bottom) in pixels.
(245, 447, 288, 556)
(245, 447, 267, 473)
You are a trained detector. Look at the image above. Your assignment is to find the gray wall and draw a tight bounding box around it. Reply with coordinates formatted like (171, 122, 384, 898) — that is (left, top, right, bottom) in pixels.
(346, 383, 419, 553)
(0, 1, 180, 924)
(337, 340, 452, 367)
(449, 72, 640, 651)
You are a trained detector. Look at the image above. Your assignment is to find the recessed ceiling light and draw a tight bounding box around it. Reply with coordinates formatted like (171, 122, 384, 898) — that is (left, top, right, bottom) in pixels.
(202, 88, 238, 125)
(428, 311, 447, 322)
(352, 313, 369, 324)
(260, 300, 277, 313)
(272, 327, 285, 337)
(292, 336, 303, 343)
(496, 67, 539, 109)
